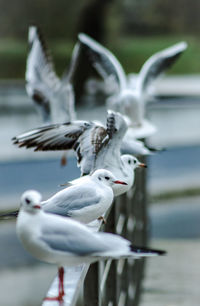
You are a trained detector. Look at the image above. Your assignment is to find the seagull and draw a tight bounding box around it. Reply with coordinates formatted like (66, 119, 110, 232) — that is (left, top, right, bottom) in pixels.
(16, 190, 166, 302)
(26, 25, 78, 124)
(26, 27, 161, 156)
(26, 25, 82, 166)
(78, 33, 187, 138)
(12, 110, 147, 196)
(0, 170, 127, 223)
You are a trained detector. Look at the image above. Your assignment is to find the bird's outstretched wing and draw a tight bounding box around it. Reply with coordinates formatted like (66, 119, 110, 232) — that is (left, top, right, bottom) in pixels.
(26, 25, 60, 122)
(26, 25, 77, 123)
(12, 111, 126, 175)
(12, 121, 93, 151)
(137, 41, 188, 95)
(12, 120, 108, 175)
(78, 33, 127, 94)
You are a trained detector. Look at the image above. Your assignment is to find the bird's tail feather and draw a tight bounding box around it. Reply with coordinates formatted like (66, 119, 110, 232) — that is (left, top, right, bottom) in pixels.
(130, 245, 166, 256)
(0, 210, 19, 220)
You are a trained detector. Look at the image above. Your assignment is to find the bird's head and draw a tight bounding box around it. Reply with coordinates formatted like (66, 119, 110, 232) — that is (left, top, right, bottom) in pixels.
(122, 155, 147, 170)
(92, 169, 128, 187)
(20, 190, 42, 214)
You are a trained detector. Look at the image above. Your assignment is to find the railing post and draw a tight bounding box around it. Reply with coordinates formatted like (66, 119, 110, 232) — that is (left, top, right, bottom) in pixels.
(101, 203, 117, 305)
(126, 155, 148, 306)
(84, 262, 99, 306)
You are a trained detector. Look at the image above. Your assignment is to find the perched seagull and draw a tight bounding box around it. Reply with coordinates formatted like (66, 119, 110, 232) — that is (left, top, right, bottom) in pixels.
(78, 33, 187, 138)
(26, 25, 78, 124)
(0, 170, 127, 223)
(16, 190, 166, 302)
(12, 111, 147, 196)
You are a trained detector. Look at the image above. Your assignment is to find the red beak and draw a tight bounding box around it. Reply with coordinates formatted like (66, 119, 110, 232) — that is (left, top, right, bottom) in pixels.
(139, 163, 147, 168)
(34, 205, 41, 209)
(113, 180, 128, 185)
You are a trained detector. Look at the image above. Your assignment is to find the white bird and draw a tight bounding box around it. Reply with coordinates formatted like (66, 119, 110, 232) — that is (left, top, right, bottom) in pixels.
(26, 27, 161, 156)
(0, 169, 127, 223)
(26, 25, 78, 124)
(12, 111, 147, 196)
(16, 190, 166, 302)
(78, 33, 187, 138)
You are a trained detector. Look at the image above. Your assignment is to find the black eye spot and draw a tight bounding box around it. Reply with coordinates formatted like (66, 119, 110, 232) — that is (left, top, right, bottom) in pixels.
(134, 160, 137, 164)
(25, 198, 31, 204)
(98, 177, 102, 181)
(128, 160, 131, 164)
(105, 176, 110, 180)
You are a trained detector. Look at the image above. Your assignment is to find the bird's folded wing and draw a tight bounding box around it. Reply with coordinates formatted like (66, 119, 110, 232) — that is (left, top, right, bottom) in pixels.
(42, 185, 101, 216)
(40, 217, 113, 256)
(40, 216, 166, 258)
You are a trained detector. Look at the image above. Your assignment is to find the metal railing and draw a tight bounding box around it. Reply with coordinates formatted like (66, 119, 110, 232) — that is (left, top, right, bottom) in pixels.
(43, 156, 147, 306)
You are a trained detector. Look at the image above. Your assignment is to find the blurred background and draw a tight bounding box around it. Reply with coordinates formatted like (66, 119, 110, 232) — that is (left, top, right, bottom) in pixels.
(1, 0, 200, 305)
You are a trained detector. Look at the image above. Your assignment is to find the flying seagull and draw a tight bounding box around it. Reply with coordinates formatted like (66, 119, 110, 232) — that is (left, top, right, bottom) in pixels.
(12, 111, 147, 196)
(78, 33, 187, 138)
(26, 25, 78, 124)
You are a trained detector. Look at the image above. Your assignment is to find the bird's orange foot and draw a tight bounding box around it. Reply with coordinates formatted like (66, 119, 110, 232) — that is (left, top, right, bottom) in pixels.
(98, 216, 107, 224)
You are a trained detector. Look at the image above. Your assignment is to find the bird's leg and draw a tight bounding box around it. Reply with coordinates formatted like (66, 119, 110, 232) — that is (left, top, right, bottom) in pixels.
(60, 151, 68, 166)
(58, 267, 65, 298)
(43, 267, 65, 303)
(98, 216, 107, 224)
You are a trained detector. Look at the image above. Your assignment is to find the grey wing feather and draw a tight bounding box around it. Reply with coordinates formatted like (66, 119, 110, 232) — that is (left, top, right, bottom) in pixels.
(12, 119, 109, 175)
(26, 26, 60, 122)
(42, 185, 101, 217)
(61, 42, 81, 84)
(26, 25, 76, 123)
(138, 41, 187, 94)
(78, 33, 126, 93)
(40, 218, 110, 255)
(12, 121, 91, 151)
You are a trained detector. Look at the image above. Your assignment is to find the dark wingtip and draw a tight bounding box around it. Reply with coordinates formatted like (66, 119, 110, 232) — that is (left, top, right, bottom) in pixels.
(130, 245, 167, 256)
(0, 210, 19, 220)
(147, 146, 167, 153)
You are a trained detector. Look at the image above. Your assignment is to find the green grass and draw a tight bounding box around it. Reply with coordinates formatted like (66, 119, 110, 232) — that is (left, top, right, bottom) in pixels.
(110, 35, 200, 74)
(0, 35, 200, 79)
(149, 186, 200, 204)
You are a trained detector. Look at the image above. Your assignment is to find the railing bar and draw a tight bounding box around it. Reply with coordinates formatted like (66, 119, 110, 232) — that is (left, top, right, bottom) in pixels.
(127, 215, 136, 232)
(128, 282, 136, 301)
(100, 259, 112, 292)
(118, 291, 127, 306)
(84, 262, 99, 306)
(117, 258, 126, 275)
(116, 214, 125, 234)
